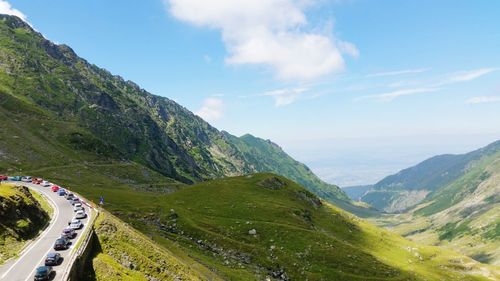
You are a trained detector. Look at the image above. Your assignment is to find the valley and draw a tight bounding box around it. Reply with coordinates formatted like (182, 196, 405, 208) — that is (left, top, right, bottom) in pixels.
(0, 10, 499, 281)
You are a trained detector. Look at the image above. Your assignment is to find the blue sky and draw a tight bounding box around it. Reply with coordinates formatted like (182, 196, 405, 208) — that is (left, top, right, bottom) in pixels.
(2, 0, 500, 185)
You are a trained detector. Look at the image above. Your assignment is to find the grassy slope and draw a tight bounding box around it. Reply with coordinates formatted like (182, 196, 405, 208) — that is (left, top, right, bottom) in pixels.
(371, 151, 500, 266)
(88, 211, 221, 281)
(226, 133, 349, 202)
(0, 183, 51, 264)
(83, 173, 499, 281)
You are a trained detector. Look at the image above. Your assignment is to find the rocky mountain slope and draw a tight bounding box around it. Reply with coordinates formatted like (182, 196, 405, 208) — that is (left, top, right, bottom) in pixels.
(362, 140, 500, 212)
(372, 144, 500, 266)
(0, 184, 51, 264)
(0, 14, 346, 203)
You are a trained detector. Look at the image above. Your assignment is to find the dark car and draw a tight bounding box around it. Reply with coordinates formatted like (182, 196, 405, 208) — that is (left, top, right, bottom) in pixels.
(44, 252, 62, 266)
(34, 266, 54, 281)
(53, 237, 70, 250)
(61, 228, 76, 239)
(57, 189, 66, 196)
(70, 198, 80, 205)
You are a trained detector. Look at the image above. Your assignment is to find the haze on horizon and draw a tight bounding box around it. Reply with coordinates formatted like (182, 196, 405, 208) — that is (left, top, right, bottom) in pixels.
(3, 0, 500, 186)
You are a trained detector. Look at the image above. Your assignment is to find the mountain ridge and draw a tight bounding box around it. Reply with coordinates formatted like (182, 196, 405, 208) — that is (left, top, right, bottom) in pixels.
(0, 14, 348, 204)
(362, 140, 500, 212)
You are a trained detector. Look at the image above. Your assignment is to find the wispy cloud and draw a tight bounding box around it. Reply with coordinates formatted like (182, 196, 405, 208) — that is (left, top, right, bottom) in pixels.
(466, 96, 500, 104)
(195, 97, 224, 121)
(355, 87, 440, 102)
(165, 0, 358, 81)
(438, 68, 499, 86)
(366, 68, 430, 78)
(0, 0, 27, 22)
(358, 67, 500, 102)
(260, 87, 308, 106)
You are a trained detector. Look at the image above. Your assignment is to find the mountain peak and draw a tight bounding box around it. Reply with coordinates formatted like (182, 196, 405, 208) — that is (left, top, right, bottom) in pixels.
(0, 14, 32, 31)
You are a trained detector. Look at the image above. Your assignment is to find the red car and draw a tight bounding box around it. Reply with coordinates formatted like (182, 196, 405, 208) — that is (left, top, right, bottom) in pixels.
(32, 178, 43, 184)
(0, 175, 8, 181)
(51, 185, 60, 192)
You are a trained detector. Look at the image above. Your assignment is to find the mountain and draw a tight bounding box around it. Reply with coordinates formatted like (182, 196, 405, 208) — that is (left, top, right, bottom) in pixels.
(1, 14, 499, 280)
(0, 14, 346, 204)
(362, 140, 500, 212)
(343, 185, 372, 201)
(86, 173, 499, 280)
(371, 142, 500, 266)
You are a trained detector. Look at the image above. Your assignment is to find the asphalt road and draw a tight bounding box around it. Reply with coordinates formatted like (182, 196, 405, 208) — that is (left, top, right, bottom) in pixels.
(0, 182, 93, 281)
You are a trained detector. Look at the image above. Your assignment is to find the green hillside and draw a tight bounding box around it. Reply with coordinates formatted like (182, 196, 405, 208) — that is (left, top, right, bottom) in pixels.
(0, 14, 348, 206)
(363, 140, 500, 212)
(372, 148, 500, 266)
(85, 173, 499, 280)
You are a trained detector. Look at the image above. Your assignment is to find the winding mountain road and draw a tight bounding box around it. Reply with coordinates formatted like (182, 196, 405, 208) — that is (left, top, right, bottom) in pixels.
(0, 182, 94, 281)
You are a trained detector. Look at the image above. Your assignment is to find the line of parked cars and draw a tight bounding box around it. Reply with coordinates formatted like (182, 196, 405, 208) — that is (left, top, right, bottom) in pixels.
(16, 176, 89, 281)
(3, 175, 90, 280)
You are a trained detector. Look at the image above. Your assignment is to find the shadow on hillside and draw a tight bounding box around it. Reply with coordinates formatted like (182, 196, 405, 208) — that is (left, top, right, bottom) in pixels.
(471, 252, 494, 264)
(79, 231, 101, 281)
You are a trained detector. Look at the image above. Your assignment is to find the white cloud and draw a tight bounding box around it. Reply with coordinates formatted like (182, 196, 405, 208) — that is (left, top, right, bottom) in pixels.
(0, 1, 27, 22)
(359, 68, 499, 102)
(195, 97, 224, 121)
(166, 0, 357, 81)
(355, 87, 440, 102)
(466, 96, 500, 104)
(439, 68, 499, 85)
(260, 87, 308, 106)
(366, 68, 430, 78)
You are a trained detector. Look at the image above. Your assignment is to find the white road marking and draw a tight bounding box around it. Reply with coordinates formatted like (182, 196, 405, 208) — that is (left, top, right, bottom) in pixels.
(0, 185, 60, 279)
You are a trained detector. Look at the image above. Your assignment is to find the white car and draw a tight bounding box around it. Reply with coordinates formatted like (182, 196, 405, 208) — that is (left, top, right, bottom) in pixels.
(69, 219, 83, 230)
(73, 205, 84, 213)
(74, 210, 87, 219)
(41, 181, 51, 187)
(21, 176, 32, 182)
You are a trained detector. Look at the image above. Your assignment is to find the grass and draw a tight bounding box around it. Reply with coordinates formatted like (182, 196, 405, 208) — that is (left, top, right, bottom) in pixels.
(87, 211, 221, 281)
(83, 173, 499, 281)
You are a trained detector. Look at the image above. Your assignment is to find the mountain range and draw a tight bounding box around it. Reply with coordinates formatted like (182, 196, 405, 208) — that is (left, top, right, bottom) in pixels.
(366, 140, 500, 265)
(1, 14, 499, 280)
(0, 14, 347, 204)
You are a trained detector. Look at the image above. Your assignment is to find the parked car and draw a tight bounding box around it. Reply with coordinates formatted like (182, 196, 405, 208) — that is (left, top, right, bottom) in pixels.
(41, 180, 51, 187)
(9, 176, 22, 181)
(51, 185, 60, 192)
(61, 228, 77, 239)
(34, 266, 54, 281)
(21, 176, 32, 182)
(32, 178, 43, 184)
(44, 252, 62, 266)
(70, 197, 80, 205)
(74, 210, 87, 219)
(58, 189, 66, 196)
(65, 193, 74, 200)
(0, 175, 8, 181)
(69, 219, 82, 230)
(53, 237, 70, 250)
